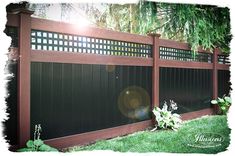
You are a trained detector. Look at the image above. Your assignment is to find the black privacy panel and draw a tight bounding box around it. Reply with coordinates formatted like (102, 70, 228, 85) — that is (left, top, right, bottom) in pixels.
(31, 62, 152, 140)
(218, 70, 231, 97)
(159, 67, 213, 114)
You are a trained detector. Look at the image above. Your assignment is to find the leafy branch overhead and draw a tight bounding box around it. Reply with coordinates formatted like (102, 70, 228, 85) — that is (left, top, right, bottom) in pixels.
(98, 2, 231, 53)
(30, 1, 231, 53)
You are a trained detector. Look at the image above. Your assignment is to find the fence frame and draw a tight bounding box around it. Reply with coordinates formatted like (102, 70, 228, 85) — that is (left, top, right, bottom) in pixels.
(6, 8, 230, 149)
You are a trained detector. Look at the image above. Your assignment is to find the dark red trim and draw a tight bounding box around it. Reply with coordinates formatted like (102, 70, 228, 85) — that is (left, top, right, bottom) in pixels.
(159, 39, 190, 50)
(159, 59, 213, 69)
(6, 13, 19, 27)
(181, 108, 214, 121)
(31, 50, 153, 66)
(216, 48, 228, 55)
(45, 120, 152, 149)
(45, 107, 213, 149)
(17, 10, 33, 147)
(159, 39, 212, 53)
(212, 48, 219, 113)
(212, 48, 218, 99)
(217, 64, 230, 70)
(150, 34, 160, 109)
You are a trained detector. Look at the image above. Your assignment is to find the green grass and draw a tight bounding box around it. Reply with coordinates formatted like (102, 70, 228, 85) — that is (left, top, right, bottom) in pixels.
(68, 115, 230, 154)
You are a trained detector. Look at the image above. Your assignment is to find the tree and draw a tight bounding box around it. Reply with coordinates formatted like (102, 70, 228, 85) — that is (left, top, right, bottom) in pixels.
(94, 2, 231, 53)
(29, 1, 231, 53)
(155, 3, 231, 53)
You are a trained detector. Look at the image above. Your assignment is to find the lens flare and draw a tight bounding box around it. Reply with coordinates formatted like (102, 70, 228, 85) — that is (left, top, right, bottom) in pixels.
(118, 86, 150, 120)
(105, 65, 115, 72)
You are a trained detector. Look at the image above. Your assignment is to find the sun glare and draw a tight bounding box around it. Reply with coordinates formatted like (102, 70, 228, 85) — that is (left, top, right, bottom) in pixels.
(70, 16, 92, 28)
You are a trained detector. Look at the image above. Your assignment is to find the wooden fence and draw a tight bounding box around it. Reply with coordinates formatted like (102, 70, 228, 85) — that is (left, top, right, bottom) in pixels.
(5, 8, 230, 149)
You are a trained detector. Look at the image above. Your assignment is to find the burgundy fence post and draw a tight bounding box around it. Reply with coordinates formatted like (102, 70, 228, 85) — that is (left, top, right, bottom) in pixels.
(212, 47, 219, 113)
(12, 8, 34, 147)
(149, 34, 161, 110)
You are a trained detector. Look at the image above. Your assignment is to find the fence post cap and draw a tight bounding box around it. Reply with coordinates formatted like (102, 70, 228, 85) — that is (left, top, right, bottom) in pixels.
(6, 2, 34, 15)
(147, 33, 161, 38)
(213, 47, 222, 55)
(10, 8, 34, 15)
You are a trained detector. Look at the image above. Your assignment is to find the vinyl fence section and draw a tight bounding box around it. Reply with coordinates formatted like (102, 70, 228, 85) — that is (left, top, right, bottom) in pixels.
(6, 9, 230, 149)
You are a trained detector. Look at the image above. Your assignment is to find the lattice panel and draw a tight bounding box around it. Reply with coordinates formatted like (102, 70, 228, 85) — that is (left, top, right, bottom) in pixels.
(159, 47, 212, 63)
(218, 55, 230, 64)
(5, 26, 18, 47)
(31, 30, 152, 58)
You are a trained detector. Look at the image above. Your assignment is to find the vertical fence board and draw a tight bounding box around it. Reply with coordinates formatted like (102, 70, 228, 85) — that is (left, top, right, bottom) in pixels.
(31, 62, 152, 140)
(159, 67, 213, 113)
(218, 70, 231, 97)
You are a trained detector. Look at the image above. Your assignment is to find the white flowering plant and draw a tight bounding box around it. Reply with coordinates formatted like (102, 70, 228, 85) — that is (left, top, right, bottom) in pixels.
(152, 100, 182, 131)
(17, 124, 58, 152)
(211, 95, 231, 115)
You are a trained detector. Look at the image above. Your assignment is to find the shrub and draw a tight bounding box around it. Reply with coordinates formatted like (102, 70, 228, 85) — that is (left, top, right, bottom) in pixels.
(17, 124, 58, 152)
(211, 95, 231, 115)
(152, 100, 182, 131)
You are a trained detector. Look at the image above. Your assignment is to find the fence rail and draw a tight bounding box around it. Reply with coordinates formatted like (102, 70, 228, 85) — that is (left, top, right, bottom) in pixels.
(31, 50, 153, 66)
(31, 17, 153, 45)
(5, 9, 230, 149)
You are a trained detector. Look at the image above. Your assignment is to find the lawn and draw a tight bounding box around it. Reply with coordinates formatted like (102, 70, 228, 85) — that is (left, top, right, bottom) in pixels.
(68, 115, 230, 154)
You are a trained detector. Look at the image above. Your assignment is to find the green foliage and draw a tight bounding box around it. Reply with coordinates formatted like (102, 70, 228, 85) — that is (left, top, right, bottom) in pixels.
(69, 115, 230, 154)
(152, 100, 182, 131)
(157, 4, 231, 53)
(17, 124, 58, 152)
(17, 139, 58, 152)
(30, 2, 231, 53)
(83, 1, 231, 53)
(211, 95, 231, 114)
